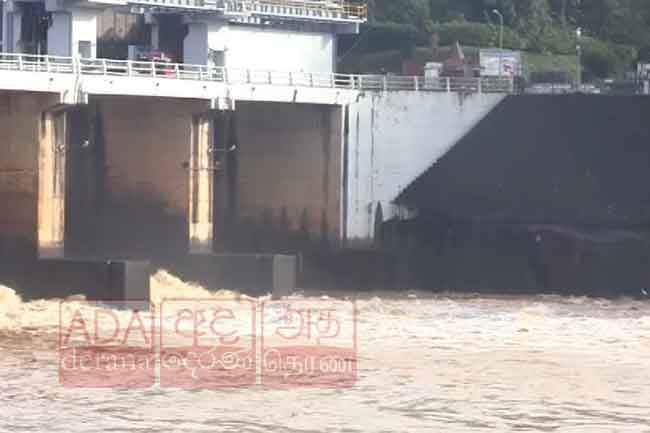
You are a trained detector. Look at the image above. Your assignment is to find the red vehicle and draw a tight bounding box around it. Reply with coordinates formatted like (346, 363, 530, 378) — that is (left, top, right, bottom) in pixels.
(135, 50, 176, 77)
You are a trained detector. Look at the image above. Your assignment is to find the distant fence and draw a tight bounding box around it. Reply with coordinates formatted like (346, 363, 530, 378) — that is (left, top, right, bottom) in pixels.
(0, 53, 514, 94)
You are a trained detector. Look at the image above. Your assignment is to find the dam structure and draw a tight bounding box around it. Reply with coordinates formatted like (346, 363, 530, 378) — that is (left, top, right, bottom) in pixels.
(0, 0, 512, 298)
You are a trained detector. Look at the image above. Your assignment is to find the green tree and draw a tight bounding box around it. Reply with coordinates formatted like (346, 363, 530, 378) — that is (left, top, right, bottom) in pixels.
(371, 0, 433, 38)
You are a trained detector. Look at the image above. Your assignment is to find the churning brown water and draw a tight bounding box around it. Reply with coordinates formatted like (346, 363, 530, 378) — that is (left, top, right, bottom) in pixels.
(1, 271, 650, 432)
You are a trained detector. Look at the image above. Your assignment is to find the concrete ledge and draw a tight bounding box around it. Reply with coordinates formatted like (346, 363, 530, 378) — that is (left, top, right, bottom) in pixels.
(0, 69, 360, 105)
(37, 258, 150, 305)
(165, 254, 297, 299)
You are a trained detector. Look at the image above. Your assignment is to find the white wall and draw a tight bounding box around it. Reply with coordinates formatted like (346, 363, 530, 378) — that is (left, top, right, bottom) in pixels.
(186, 22, 335, 72)
(47, 8, 97, 57)
(71, 9, 97, 58)
(222, 25, 334, 72)
(344, 91, 506, 246)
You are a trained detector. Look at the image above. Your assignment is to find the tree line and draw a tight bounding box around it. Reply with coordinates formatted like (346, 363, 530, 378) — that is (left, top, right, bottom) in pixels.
(357, 0, 650, 78)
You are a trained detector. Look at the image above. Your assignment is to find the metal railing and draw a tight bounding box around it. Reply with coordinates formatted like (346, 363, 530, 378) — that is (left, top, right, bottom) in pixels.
(124, 0, 367, 20)
(218, 0, 368, 20)
(133, 0, 208, 9)
(0, 53, 514, 94)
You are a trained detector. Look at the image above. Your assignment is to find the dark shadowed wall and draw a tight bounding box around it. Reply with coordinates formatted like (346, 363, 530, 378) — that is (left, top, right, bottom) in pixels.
(395, 95, 650, 295)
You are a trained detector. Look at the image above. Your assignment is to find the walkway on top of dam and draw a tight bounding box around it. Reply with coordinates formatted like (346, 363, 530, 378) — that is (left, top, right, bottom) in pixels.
(115, 0, 368, 23)
(0, 53, 514, 105)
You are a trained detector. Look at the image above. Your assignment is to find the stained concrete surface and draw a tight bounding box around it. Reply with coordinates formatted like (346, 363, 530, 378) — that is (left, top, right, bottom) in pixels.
(0, 91, 59, 245)
(228, 101, 342, 251)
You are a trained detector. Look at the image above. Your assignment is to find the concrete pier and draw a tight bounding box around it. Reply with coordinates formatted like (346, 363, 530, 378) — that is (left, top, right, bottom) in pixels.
(37, 108, 66, 258)
(189, 108, 236, 253)
(0, 92, 59, 249)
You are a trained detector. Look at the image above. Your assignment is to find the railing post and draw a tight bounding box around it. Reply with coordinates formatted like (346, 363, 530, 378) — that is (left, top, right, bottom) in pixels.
(309, 72, 314, 87)
(175, 63, 180, 78)
(478, 77, 482, 94)
(446, 77, 451, 93)
(223, 68, 228, 84)
(246, 69, 251, 84)
(151, 61, 156, 77)
(102, 59, 107, 75)
(288, 71, 293, 86)
(45, 56, 50, 73)
(17, 54, 23, 71)
(127, 60, 133, 77)
(382, 75, 388, 91)
(413, 76, 419, 91)
(358, 75, 363, 89)
(268, 70, 272, 84)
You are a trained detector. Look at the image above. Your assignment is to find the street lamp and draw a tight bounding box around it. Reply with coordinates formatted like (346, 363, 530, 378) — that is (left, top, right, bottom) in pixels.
(492, 9, 504, 76)
(576, 27, 582, 91)
(492, 9, 504, 50)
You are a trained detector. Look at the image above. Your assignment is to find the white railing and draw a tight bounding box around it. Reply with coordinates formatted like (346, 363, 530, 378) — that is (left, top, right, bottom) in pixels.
(123, 0, 368, 20)
(0, 53, 514, 94)
(133, 0, 208, 9)
(217, 0, 368, 21)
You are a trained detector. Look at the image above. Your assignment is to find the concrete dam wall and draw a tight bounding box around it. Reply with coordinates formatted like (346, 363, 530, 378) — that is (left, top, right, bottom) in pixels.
(69, 98, 342, 258)
(0, 88, 516, 293)
(345, 91, 505, 247)
(395, 95, 650, 295)
(0, 91, 344, 260)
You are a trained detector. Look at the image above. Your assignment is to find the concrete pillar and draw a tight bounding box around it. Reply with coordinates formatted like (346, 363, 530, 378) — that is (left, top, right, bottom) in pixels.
(1, 5, 6, 52)
(48, 12, 72, 57)
(145, 13, 160, 50)
(37, 105, 89, 258)
(1, 2, 17, 53)
(38, 110, 67, 258)
(0, 92, 62, 255)
(183, 22, 208, 65)
(151, 24, 160, 50)
(189, 109, 237, 253)
(5, 1, 23, 53)
(213, 110, 237, 245)
(46, 7, 98, 57)
(189, 113, 215, 253)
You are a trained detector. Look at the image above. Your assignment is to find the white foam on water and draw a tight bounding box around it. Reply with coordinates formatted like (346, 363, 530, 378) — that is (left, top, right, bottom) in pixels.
(0, 285, 22, 329)
(150, 269, 257, 303)
(0, 270, 257, 334)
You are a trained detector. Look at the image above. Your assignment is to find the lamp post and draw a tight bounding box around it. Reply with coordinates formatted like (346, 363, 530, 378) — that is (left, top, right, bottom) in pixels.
(576, 27, 582, 91)
(492, 9, 504, 76)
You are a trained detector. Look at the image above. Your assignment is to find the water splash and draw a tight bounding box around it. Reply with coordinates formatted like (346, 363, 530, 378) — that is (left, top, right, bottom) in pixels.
(0, 285, 22, 329)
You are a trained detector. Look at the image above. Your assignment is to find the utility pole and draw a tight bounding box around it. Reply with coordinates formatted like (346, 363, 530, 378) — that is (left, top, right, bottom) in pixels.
(576, 27, 582, 91)
(492, 9, 504, 76)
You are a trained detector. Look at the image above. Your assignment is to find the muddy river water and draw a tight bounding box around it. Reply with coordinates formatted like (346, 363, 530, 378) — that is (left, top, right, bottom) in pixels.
(1, 270, 649, 432)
